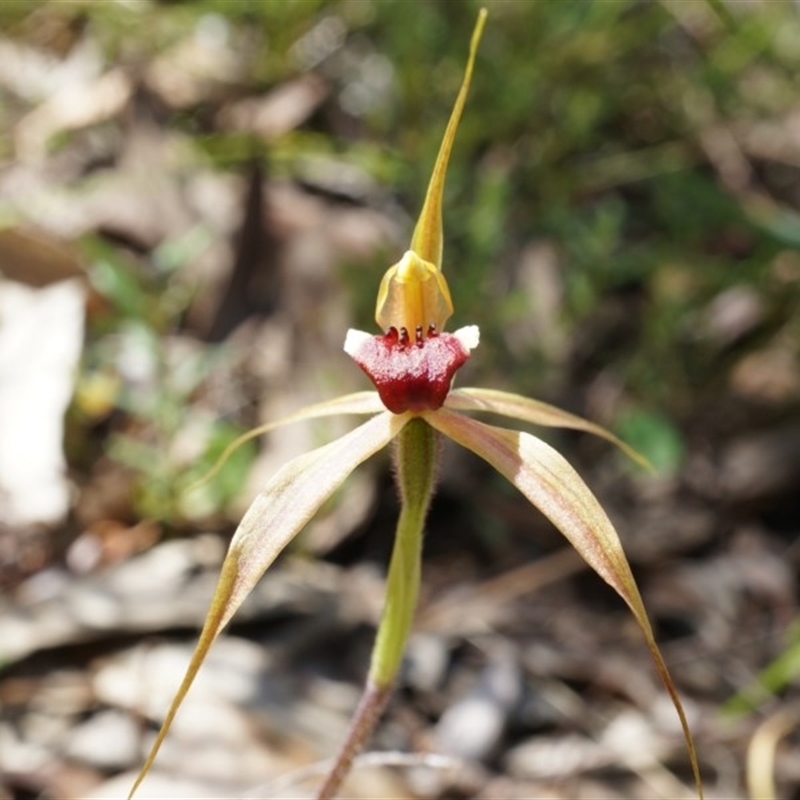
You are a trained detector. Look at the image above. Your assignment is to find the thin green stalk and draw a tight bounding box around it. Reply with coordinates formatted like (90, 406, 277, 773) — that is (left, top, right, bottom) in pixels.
(370, 417, 437, 685)
(316, 418, 438, 799)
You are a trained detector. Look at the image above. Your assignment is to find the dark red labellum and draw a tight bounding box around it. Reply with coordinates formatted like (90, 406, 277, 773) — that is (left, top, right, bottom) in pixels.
(347, 327, 470, 414)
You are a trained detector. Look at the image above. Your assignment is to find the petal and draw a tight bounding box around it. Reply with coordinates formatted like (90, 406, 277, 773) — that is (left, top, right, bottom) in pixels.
(421, 407, 703, 797)
(190, 390, 386, 490)
(372, 7, 485, 333)
(375, 250, 454, 334)
(410, 8, 487, 268)
(128, 410, 409, 799)
(423, 408, 637, 600)
(446, 387, 649, 469)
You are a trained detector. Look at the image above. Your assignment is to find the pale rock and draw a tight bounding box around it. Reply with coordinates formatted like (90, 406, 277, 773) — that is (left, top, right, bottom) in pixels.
(0, 278, 84, 526)
(65, 709, 139, 770)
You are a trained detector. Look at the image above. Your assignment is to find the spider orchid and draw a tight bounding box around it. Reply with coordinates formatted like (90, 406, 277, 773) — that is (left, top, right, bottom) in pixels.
(130, 10, 702, 800)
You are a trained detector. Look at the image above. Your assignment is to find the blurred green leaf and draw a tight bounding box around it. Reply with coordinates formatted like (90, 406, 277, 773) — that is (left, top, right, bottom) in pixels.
(723, 618, 800, 717)
(615, 408, 685, 475)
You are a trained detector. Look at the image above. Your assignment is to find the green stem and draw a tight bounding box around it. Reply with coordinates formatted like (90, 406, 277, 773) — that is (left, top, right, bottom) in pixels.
(315, 418, 438, 799)
(370, 417, 437, 685)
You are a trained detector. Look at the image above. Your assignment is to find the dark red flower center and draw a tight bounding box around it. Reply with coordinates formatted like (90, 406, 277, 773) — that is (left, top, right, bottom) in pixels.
(347, 325, 471, 414)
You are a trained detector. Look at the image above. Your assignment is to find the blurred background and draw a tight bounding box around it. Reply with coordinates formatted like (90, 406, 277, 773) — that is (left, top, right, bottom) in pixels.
(1, 0, 799, 797)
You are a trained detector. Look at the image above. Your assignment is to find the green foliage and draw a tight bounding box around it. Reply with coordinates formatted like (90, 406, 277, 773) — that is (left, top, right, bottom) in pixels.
(723, 618, 800, 717)
(615, 407, 685, 476)
(74, 232, 255, 526)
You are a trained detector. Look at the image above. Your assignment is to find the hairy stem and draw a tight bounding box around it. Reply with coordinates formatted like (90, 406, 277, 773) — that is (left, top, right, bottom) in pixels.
(315, 418, 438, 799)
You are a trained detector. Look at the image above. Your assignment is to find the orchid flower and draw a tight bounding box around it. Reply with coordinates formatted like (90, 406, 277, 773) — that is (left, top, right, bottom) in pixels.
(130, 10, 702, 800)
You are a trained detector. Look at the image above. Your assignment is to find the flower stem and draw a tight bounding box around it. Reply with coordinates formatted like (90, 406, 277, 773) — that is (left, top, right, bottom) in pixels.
(315, 418, 437, 799)
(314, 680, 393, 800)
